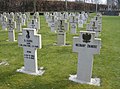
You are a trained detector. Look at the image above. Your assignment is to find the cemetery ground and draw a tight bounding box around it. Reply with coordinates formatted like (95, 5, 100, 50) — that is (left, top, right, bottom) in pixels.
(0, 14, 120, 89)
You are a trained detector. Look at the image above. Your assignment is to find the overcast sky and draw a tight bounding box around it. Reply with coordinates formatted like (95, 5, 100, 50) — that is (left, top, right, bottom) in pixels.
(67, 0, 107, 4)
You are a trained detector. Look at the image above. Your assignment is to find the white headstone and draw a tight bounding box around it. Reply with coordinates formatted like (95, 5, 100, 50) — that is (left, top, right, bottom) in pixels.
(17, 28, 44, 75)
(69, 31, 101, 86)
(3, 12, 7, 16)
(28, 19, 38, 32)
(69, 16, 77, 34)
(61, 12, 68, 20)
(56, 20, 68, 46)
(22, 14, 26, 26)
(33, 12, 40, 29)
(9, 12, 14, 20)
(85, 13, 88, 19)
(87, 20, 101, 37)
(50, 16, 56, 33)
(7, 19, 16, 42)
(1, 15, 7, 31)
(56, 12, 61, 20)
(94, 16, 102, 31)
(81, 13, 87, 24)
(45, 12, 50, 23)
(78, 19, 83, 28)
(16, 15, 22, 31)
(25, 12, 30, 24)
(48, 15, 54, 27)
(70, 23, 77, 34)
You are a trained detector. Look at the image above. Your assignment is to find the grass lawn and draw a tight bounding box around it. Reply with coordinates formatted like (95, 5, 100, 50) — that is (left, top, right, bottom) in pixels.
(0, 14, 120, 89)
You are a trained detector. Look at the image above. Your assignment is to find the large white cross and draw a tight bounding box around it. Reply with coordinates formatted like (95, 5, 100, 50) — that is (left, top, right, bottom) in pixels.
(17, 28, 44, 75)
(69, 31, 101, 86)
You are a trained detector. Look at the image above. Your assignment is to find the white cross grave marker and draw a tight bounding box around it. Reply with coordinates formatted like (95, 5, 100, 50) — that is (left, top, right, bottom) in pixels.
(87, 20, 101, 37)
(16, 15, 22, 31)
(25, 12, 30, 24)
(56, 19, 68, 46)
(69, 31, 101, 86)
(7, 19, 16, 42)
(81, 13, 87, 24)
(33, 12, 40, 30)
(45, 12, 50, 23)
(50, 16, 56, 33)
(1, 15, 7, 31)
(22, 14, 26, 26)
(69, 16, 77, 34)
(56, 12, 61, 20)
(85, 13, 88, 19)
(61, 12, 68, 21)
(78, 14, 84, 28)
(47, 14, 54, 27)
(28, 19, 39, 32)
(9, 12, 14, 20)
(17, 28, 44, 75)
(93, 16, 102, 31)
(78, 19, 84, 28)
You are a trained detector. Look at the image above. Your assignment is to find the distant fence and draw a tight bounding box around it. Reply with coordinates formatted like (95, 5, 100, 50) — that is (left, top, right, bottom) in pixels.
(0, 0, 108, 12)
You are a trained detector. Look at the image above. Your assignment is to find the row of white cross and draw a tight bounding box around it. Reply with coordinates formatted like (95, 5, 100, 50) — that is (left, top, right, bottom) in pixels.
(0, 12, 40, 42)
(45, 11, 88, 34)
(0, 11, 102, 86)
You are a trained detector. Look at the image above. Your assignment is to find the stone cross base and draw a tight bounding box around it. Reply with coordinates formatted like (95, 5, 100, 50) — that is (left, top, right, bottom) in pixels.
(69, 75, 100, 86)
(6, 40, 17, 42)
(16, 66, 45, 76)
(53, 43, 71, 46)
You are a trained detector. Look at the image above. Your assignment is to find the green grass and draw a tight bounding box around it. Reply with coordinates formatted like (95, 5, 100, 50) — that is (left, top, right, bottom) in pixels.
(0, 14, 120, 89)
